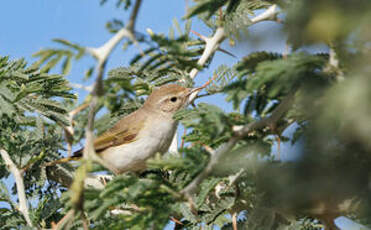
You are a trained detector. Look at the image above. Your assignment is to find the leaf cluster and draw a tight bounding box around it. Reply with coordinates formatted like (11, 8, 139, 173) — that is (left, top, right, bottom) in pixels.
(32, 39, 85, 75)
(130, 20, 203, 82)
(0, 56, 75, 228)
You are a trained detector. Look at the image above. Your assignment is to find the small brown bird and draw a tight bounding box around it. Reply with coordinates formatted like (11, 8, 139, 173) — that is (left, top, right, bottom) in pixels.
(49, 84, 195, 174)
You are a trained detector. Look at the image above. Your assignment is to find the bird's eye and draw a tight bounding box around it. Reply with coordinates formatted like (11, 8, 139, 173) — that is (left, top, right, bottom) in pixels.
(170, 97, 177, 102)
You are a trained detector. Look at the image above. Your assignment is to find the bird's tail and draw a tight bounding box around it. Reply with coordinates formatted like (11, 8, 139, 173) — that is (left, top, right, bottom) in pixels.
(43, 156, 81, 167)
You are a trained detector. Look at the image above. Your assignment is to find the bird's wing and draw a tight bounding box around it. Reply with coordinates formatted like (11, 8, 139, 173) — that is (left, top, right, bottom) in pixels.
(73, 110, 146, 157)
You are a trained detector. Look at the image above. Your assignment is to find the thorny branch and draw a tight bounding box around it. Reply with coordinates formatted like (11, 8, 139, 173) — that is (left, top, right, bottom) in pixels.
(84, 0, 143, 161)
(0, 149, 33, 227)
(189, 4, 278, 80)
(89, 2, 141, 154)
(68, 0, 143, 222)
(187, 4, 279, 103)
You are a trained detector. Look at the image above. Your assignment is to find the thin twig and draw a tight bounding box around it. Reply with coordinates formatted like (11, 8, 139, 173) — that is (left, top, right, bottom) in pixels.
(65, 103, 90, 156)
(200, 74, 218, 89)
(190, 30, 208, 42)
(81, 213, 89, 230)
(219, 8, 223, 21)
(202, 144, 216, 156)
(52, 210, 74, 230)
(0, 149, 33, 227)
(180, 128, 187, 149)
(126, 0, 142, 32)
(170, 216, 183, 227)
(232, 212, 238, 230)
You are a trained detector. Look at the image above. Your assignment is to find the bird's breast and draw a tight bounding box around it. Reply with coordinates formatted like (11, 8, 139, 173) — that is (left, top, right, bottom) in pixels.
(100, 119, 177, 173)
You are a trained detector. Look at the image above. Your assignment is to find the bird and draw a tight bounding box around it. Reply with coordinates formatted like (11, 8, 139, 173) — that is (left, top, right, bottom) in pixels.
(47, 84, 195, 174)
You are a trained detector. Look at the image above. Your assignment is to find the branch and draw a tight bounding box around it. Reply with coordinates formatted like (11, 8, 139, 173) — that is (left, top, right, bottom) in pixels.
(232, 212, 238, 230)
(68, 0, 143, 216)
(189, 27, 225, 80)
(87, 29, 131, 62)
(87, 0, 142, 62)
(83, 0, 143, 162)
(60, 0, 144, 161)
(250, 4, 278, 24)
(187, 4, 279, 102)
(64, 103, 90, 156)
(0, 149, 33, 227)
(126, 0, 142, 32)
(182, 92, 294, 195)
(52, 210, 74, 230)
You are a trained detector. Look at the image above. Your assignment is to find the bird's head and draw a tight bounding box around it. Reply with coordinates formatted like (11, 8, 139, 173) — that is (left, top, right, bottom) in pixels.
(143, 84, 193, 114)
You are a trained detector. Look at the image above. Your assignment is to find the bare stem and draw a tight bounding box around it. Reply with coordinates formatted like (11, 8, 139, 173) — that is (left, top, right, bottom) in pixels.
(232, 212, 238, 230)
(0, 149, 33, 227)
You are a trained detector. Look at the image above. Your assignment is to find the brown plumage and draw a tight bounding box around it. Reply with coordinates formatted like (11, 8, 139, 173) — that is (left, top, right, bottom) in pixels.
(73, 109, 144, 157)
(46, 84, 191, 173)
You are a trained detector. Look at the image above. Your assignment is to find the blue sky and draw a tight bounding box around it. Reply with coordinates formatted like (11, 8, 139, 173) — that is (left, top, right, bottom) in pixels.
(0, 1, 366, 229)
(0, 0, 287, 97)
